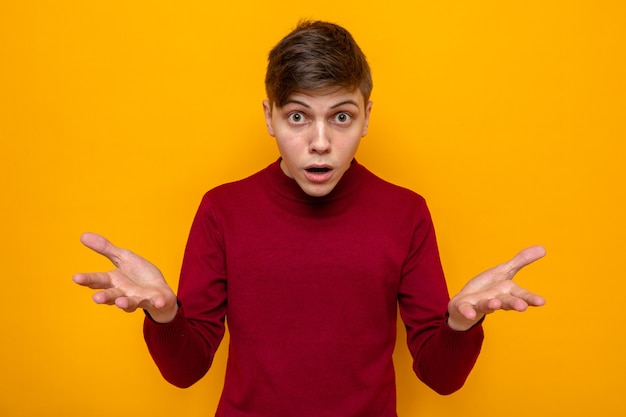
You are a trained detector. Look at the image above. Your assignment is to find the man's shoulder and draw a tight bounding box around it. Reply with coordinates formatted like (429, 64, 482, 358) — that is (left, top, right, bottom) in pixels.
(196, 162, 274, 209)
(358, 163, 426, 204)
(212, 162, 273, 192)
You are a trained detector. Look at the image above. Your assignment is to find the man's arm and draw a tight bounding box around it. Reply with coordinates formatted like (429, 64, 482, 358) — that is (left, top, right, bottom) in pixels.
(73, 231, 224, 388)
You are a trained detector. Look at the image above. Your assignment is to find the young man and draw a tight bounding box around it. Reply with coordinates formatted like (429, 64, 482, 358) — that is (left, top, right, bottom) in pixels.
(74, 20, 546, 417)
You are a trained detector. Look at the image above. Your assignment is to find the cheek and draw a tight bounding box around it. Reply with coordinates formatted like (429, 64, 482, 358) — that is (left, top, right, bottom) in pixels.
(275, 137, 303, 166)
(275, 136, 294, 153)
(275, 130, 305, 151)
(339, 134, 362, 153)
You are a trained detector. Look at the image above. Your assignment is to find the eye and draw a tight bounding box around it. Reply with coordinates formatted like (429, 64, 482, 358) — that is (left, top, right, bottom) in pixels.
(287, 111, 306, 124)
(333, 112, 352, 124)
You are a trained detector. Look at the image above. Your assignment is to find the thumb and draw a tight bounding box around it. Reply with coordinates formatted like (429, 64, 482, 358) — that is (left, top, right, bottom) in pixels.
(504, 245, 547, 280)
(80, 232, 124, 267)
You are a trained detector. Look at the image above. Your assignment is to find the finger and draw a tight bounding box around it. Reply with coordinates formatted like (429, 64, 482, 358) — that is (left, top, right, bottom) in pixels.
(146, 296, 167, 310)
(93, 287, 126, 305)
(118, 295, 166, 313)
(526, 294, 546, 307)
(509, 286, 547, 307)
(72, 272, 114, 290)
(475, 297, 503, 314)
(456, 301, 479, 321)
(80, 232, 124, 268)
(503, 245, 546, 280)
(492, 294, 529, 312)
(471, 289, 546, 316)
(115, 297, 141, 313)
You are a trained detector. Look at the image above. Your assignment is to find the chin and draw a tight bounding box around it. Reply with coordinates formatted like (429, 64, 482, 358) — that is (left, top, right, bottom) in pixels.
(299, 182, 337, 197)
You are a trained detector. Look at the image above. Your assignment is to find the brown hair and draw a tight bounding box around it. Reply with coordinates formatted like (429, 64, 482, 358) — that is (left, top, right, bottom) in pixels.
(265, 20, 373, 107)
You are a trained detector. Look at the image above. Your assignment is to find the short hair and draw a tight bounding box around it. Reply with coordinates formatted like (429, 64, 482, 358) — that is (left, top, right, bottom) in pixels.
(265, 20, 373, 107)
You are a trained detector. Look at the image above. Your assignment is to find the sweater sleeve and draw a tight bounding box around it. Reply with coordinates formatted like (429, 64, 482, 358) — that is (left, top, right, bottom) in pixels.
(398, 199, 484, 395)
(143, 193, 227, 388)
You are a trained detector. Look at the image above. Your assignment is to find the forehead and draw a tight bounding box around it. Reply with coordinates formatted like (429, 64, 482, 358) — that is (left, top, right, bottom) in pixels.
(279, 87, 365, 108)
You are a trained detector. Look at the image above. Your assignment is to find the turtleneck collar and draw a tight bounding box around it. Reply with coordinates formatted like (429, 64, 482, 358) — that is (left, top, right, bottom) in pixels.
(264, 158, 366, 205)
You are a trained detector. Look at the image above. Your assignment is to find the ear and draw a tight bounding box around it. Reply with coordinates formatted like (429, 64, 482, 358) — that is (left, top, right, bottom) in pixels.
(361, 101, 373, 137)
(262, 100, 275, 137)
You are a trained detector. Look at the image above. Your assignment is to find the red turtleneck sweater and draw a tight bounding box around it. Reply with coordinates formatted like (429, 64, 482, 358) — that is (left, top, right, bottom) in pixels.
(143, 159, 483, 417)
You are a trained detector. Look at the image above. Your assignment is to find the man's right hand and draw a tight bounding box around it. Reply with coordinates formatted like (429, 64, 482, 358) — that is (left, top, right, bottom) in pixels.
(73, 232, 178, 323)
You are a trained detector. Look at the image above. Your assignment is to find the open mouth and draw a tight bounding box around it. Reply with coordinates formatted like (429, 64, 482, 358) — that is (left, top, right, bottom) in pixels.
(304, 166, 333, 183)
(305, 167, 331, 174)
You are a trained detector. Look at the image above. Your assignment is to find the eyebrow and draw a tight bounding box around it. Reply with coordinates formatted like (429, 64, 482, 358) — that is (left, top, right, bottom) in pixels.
(283, 99, 360, 109)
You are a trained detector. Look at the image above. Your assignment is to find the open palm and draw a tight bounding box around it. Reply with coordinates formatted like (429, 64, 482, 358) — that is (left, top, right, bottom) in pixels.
(73, 232, 178, 323)
(447, 246, 546, 331)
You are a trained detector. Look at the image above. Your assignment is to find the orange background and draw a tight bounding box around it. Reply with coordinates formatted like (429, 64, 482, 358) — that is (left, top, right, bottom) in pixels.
(1, 1, 625, 416)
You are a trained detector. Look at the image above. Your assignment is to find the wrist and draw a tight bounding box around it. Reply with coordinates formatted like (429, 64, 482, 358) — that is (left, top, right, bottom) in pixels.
(145, 300, 179, 324)
(447, 313, 485, 332)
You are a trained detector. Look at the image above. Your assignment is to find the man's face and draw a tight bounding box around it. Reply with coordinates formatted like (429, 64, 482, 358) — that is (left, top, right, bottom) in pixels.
(263, 87, 372, 197)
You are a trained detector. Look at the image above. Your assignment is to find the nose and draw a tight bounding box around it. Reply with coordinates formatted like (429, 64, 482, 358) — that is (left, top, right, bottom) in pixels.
(309, 120, 331, 154)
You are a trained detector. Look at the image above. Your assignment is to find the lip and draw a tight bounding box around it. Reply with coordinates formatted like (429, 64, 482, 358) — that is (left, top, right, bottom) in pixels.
(303, 164, 334, 183)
